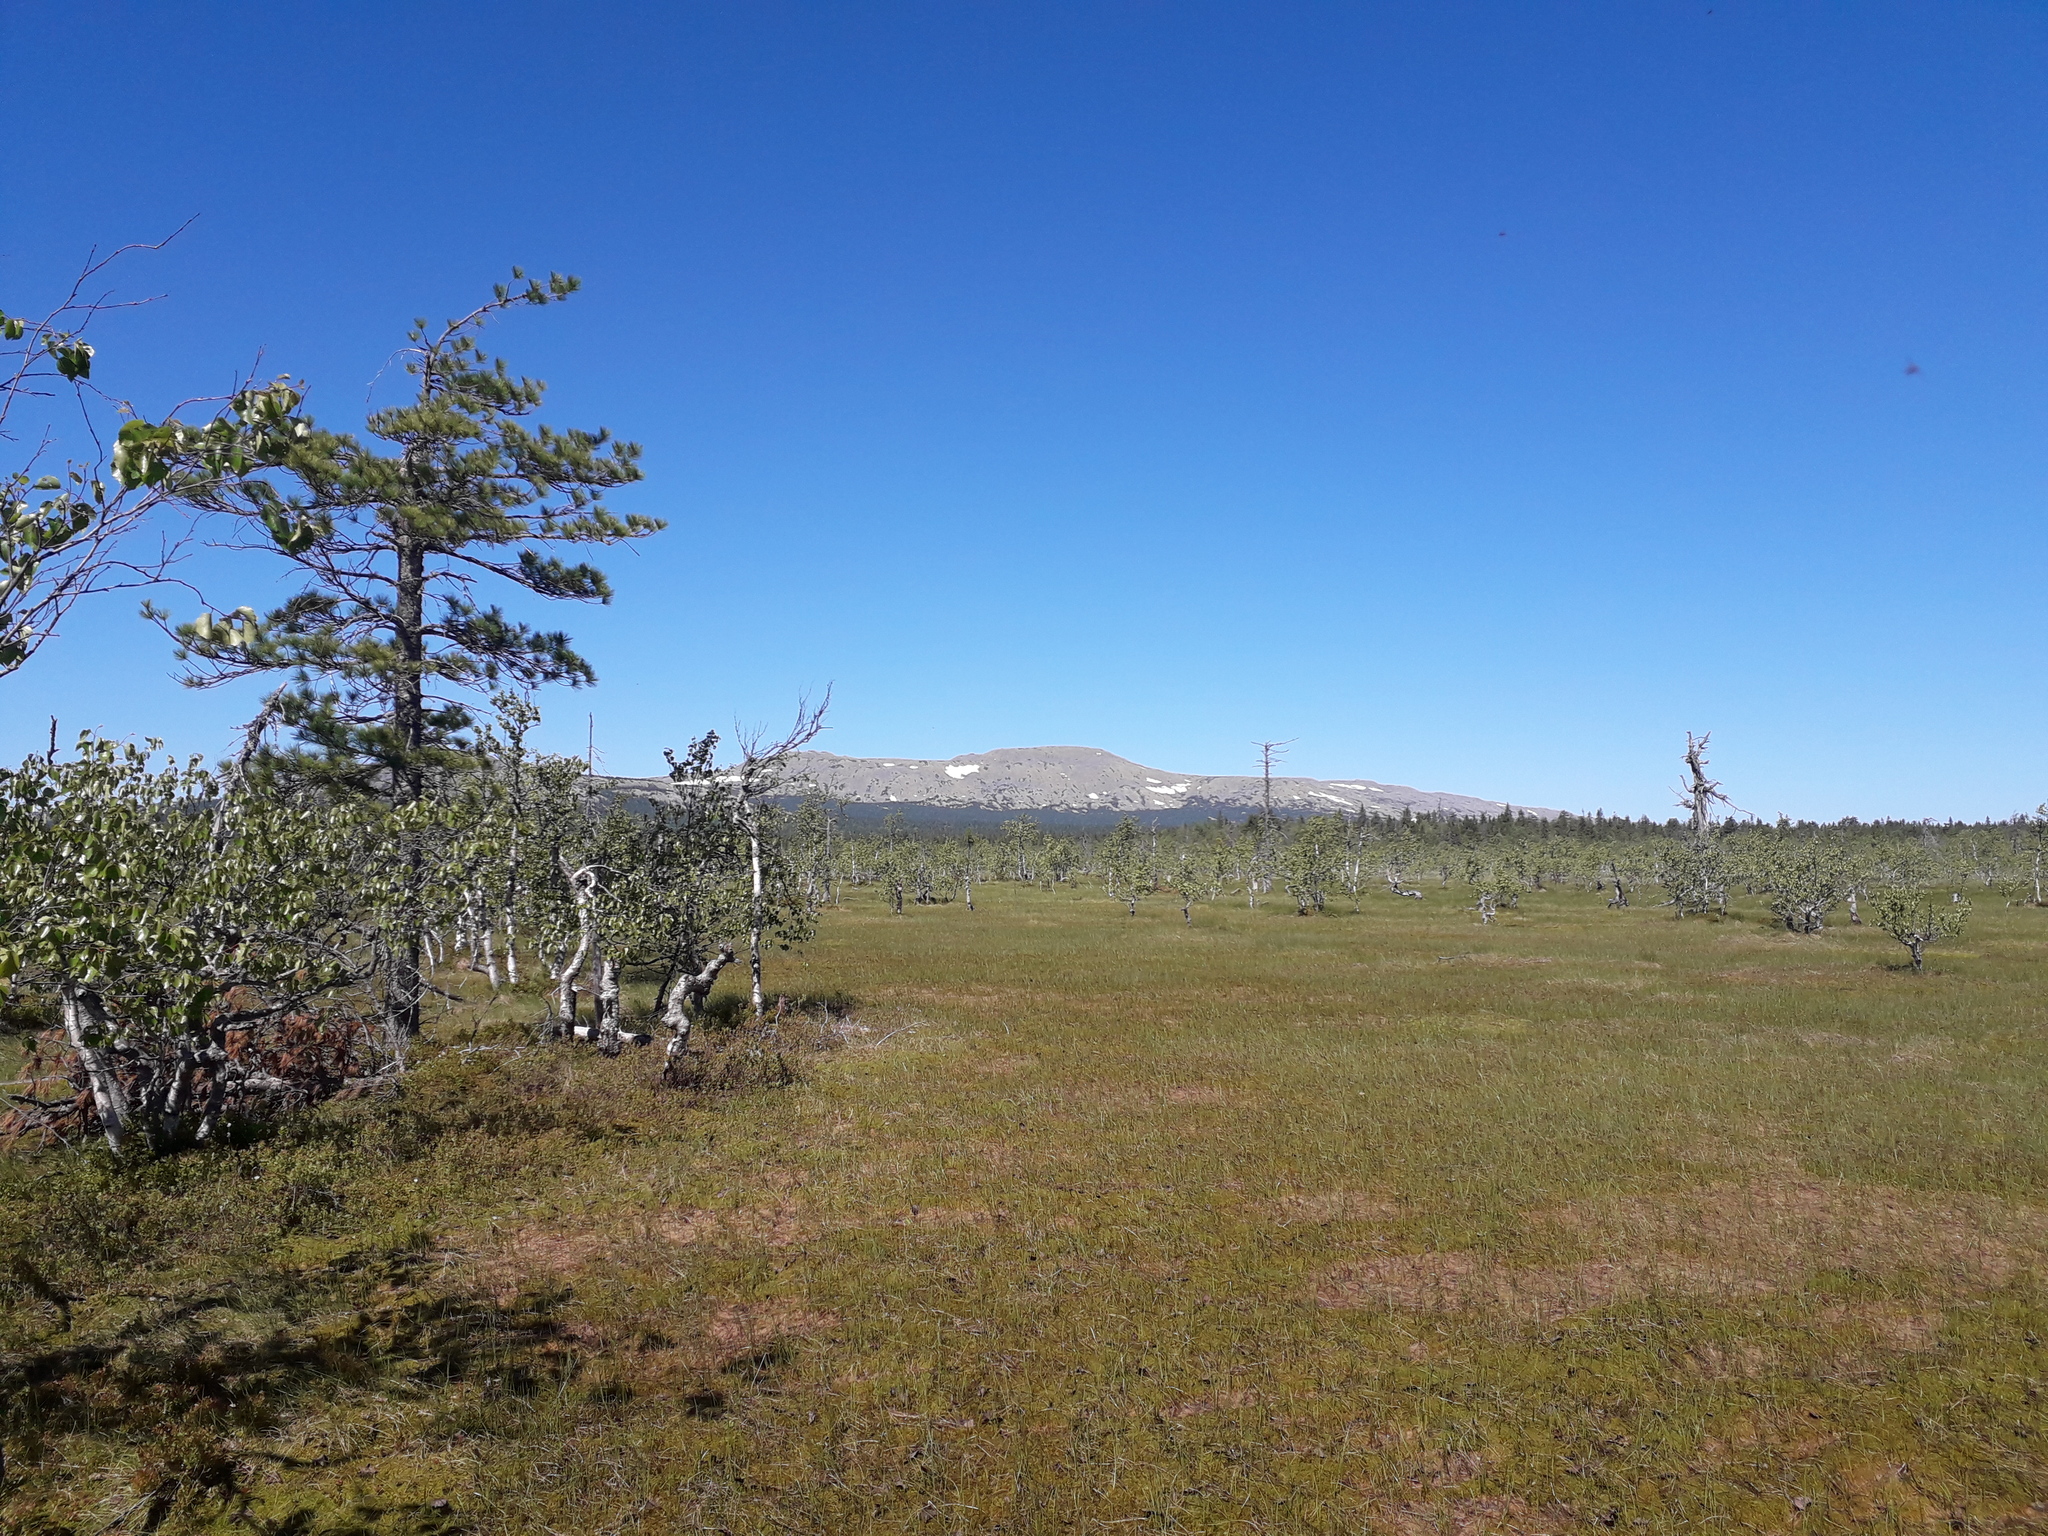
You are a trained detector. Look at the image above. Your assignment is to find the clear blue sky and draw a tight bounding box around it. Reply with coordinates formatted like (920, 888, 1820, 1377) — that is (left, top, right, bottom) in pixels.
(6, 1, 2044, 819)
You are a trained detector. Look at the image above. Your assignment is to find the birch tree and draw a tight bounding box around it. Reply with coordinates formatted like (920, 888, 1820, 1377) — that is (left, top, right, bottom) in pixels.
(1002, 817, 1041, 882)
(791, 792, 840, 907)
(1463, 854, 1521, 925)
(519, 755, 606, 1036)
(939, 831, 986, 910)
(1870, 887, 1970, 972)
(1379, 833, 1424, 898)
(2016, 806, 2048, 907)
(1280, 815, 1341, 915)
(463, 693, 542, 987)
(1102, 816, 1151, 916)
(671, 696, 828, 1018)
(1751, 832, 1851, 933)
(0, 736, 460, 1152)
(1169, 844, 1224, 925)
(873, 814, 911, 913)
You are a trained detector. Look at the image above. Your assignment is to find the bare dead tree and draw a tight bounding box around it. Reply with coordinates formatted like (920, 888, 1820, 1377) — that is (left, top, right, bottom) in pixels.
(1677, 732, 1735, 840)
(1233, 738, 1295, 905)
(1254, 738, 1295, 834)
(731, 690, 832, 1018)
(1603, 858, 1630, 908)
(1663, 732, 1745, 917)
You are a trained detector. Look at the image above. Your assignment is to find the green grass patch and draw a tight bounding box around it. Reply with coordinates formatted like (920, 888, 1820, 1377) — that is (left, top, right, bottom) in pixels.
(4, 883, 2045, 1533)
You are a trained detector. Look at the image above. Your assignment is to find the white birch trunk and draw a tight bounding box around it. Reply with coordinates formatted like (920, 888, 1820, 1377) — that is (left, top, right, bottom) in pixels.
(748, 818, 766, 1019)
(504, 819, 523, 985)
(662, 944, 736, 1070)
(62, 983, 130, 1154)
(593, 953, 623, 1055)
(552, 862, 598, 1035)
(157, 1037, 201, 1145)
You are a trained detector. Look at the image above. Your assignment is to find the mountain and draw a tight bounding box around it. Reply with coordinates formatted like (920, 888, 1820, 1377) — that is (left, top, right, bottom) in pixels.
(601, 746, 1553, 827)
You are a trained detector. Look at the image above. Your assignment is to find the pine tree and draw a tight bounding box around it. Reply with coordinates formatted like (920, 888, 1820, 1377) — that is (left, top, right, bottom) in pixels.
(156, 270, 662, 1037)
(157, 270, 660, 800)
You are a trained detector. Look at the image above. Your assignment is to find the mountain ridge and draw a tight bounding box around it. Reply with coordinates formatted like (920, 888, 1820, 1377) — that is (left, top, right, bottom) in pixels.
(602, 745, 1555, 822)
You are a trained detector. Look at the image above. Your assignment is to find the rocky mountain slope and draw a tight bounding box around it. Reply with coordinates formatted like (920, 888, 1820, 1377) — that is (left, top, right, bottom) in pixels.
(603, 746, 1551, 824)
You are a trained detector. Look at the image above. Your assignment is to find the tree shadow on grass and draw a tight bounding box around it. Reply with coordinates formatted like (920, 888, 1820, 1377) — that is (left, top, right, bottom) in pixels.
(692, 989, 858, 1031)
(2, 1252, 579, 1533)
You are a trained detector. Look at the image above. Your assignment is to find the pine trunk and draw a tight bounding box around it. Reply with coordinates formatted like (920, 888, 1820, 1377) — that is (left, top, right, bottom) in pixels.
(392, 533, 427, 1040)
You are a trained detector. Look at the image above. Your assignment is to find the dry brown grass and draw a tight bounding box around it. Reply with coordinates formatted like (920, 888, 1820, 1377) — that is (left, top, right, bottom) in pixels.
(1318, 1251, 1661, 1317)
(1275, 1188, 1405, 1224)
(505, 1224, 613, 1275)
(656, 1201, 810, 1248)
(703, 1300, 841, 1360)
(1165, 1387, 1260, 1418)
(1321, 1175, 2046, 1317)
(1373, 1494, 1560, 1536)
(1561, 1174, 2047, 1286)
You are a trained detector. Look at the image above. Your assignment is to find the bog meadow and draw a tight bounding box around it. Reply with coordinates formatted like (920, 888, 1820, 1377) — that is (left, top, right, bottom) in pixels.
(4, 265, 2046, 1536)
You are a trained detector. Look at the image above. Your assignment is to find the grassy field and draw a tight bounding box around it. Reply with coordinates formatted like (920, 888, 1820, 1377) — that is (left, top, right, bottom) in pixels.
(6, 881, 2047, 1534)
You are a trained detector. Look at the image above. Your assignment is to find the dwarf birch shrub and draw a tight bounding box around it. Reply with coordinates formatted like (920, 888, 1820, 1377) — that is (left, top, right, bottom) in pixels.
(0, 737, 471, 1152)
(1870, 886, 1970, 972)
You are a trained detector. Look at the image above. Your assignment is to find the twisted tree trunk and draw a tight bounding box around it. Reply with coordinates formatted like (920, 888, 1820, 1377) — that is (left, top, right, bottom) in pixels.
(662, 943, 736, 1070)
(551, 861, 599, 1037)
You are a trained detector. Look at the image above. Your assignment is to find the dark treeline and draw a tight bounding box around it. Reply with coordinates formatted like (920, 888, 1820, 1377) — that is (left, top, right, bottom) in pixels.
(805, 788, 2027, 965)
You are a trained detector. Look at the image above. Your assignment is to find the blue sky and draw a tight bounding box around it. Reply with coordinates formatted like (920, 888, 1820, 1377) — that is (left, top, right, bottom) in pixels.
(5, 1, 2045, 819)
